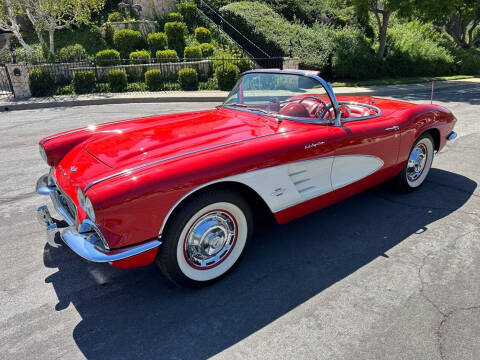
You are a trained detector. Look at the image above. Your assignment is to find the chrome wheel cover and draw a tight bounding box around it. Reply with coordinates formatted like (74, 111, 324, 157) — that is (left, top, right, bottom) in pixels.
(407, 143, 428, 182)
(184, 211, 237, 269)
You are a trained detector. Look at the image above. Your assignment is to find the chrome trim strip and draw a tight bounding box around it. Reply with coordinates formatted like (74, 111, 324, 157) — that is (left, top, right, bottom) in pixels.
(84, 130, 298, 191)
(36, 174, 76, 226)
(61, 227, 161, 263)
(339, 102, 382, 122)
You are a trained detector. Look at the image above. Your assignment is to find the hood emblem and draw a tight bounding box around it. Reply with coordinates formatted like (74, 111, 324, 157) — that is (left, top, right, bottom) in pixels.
(70, 166, 77, 173)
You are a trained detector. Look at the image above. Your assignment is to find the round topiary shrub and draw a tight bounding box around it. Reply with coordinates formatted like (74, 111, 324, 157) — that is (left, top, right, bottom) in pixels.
(164, 21, 187, 55)
(178, 67, 198, 90)
(113, 29, 142, 57)
(72, 70, 96, 94)
(96, 49, 121, 66)
(108, 69, 127, 92)
(184, 45, 202, 60)
(108, 12, 124, 22)
(178, 1, 197, 29)
(145, 69, 163, 91)
(58, 44, 87, 62)
(129, 49, 150, 64)
(156, 49, 179, 63)
(165, 12, 184, 23)
(215, 63, 240, 91)
(194, 27, 211, 43)
(147, 32, 168, 55)
(29, 68, 56, 97)
(199, 43, 214, 57)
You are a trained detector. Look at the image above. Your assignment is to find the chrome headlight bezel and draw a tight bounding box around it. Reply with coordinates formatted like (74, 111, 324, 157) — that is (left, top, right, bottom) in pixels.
(77, 188, 95, 222)
(39, 144, 48, 164)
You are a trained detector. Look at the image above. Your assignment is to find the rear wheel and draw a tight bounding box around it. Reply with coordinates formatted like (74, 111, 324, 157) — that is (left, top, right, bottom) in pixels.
(156, 189, 252, 288)
(395, 133, 435, 191)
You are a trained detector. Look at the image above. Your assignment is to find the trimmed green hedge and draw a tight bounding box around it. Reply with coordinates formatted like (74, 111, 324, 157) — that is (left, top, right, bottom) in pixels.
(129, 50, 150, 64)
(178, 67, 198, 90)
(73, 71, 96, 94)
(165, 12, 184, 23)
(58, 44, 87, 62)
(145, 69, 163, 91)
(108, 69, 128, 92)
(184, 45, 202, 59)
(200, 43, 215, 57)
(220, 1, 334, 72)
(215, 63, 240, 90)
(29, 68, 56, 97)
(195, 27, 211, 43)
(113, 29, 142, 57)
(147, 33, 168, 55)
(178, 1, 198, 29)
(96, 49, 121, 66)
(156, 49, 179, 62)
(164, 22, 187, 55)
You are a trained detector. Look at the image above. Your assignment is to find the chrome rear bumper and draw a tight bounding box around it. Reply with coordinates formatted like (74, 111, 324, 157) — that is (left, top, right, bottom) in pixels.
(36, 173, 162, 263)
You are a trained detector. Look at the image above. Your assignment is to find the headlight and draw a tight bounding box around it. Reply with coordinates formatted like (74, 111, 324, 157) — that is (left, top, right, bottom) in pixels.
(77, 188, 95, 222)
(39, 144, 48, 164)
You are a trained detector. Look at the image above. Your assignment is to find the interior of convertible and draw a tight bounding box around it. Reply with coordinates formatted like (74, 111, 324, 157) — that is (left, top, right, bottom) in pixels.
(223, 72, 380, 122)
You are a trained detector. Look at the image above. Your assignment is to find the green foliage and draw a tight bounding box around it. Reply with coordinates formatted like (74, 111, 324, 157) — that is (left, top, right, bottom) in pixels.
(108, 69, 128, 92)
(178, 1, 198, 29)
(156, 49, 179, 62)
(165, 12, 184, 22)
(57, 44, 87, 62)
(220, 2, 335, 72)
(129, 50, 150, 64)
(126, 82, 148, 92)
(162, 82, 182, 91)
(145, 69, 163, 91)
(96, 49, 121, 66)
(147, 33, 168, 55)
(72, 71, 96, 94)
(199, 77, 219, 90)
(200, 43, 215, 57)
(195, 27, 212, 43)
(385, 22, 454, 77)
(54, 84, 75, 95)
(113, 29, 142, 57)
(53, 26, 108, 57)
(95, 82, 111, 93)
(215, 63, 240, 90)
(178, 68, 199, 90)
(184, 45, 202, 59)
(108, 11, 124, 22)
(164, 21, 187, 55)
(29, 68, 56, 97)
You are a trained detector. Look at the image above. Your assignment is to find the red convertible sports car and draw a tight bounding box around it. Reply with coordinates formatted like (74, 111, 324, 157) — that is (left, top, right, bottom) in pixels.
(36, 69, 457, 287)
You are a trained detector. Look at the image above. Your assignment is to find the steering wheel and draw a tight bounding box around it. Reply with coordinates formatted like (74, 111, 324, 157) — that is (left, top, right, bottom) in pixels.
(281, 96, 328, 118)
(319, 103, 352, 121)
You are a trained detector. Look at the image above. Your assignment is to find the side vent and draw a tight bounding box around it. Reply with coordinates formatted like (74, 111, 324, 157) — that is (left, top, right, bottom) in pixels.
(288, 158, 334, 200)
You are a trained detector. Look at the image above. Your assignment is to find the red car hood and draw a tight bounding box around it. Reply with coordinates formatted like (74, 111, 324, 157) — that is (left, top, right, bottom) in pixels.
(83, 109, 276, 169)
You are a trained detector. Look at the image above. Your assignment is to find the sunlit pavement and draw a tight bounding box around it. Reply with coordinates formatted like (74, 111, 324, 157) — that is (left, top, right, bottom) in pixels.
(1, 83, 479, 359)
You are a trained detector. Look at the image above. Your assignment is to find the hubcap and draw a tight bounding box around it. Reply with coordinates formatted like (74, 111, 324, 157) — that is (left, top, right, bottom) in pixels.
(184, 211, 237, 269)
(407, 143, 428, 182)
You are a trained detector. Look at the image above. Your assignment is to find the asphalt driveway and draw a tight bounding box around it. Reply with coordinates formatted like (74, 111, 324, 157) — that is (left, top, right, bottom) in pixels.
(0, 82, 479, 359)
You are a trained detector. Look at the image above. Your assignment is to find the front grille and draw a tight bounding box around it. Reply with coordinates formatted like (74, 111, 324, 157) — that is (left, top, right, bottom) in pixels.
(51, 182, 77, 225)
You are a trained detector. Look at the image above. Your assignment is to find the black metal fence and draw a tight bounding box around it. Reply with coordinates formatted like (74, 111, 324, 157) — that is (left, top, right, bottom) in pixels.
(15, 57, 285, 96)
(0, 65, 13, 98)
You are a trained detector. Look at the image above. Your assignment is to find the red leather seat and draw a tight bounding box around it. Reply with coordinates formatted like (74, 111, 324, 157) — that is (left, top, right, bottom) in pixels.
(279, 102, 310, 118)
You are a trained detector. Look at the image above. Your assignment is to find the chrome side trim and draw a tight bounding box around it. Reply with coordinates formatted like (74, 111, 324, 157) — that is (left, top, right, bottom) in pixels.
(340, 102, 382, 122)
(61, 227, 161, 263)
(84, 130, 298, 191)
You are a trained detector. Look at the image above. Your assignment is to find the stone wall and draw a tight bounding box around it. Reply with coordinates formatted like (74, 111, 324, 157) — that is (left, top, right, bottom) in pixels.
(136, 0, 176, 20)
(6, 65, 31, 99)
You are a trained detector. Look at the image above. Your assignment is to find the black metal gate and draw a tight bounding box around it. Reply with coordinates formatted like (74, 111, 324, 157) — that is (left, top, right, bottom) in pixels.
(0, 65, 14, 98)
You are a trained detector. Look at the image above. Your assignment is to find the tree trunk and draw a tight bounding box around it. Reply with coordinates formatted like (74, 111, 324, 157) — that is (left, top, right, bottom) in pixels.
(49, 30, 55, 54)
(12, 29, 33, 57)
(376, 11, 391, 58)
(5, 0, 32, 56)
(25, 8, 47, 52)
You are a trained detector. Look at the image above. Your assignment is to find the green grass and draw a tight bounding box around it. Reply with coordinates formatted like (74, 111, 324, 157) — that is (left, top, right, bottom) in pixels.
(331, 75, 476, 87)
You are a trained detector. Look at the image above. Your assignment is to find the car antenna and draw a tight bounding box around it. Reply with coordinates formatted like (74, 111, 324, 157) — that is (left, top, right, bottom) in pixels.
(430, 80, 434, 104)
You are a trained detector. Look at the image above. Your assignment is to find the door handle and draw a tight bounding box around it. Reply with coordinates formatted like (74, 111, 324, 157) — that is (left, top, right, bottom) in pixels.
(385, 126, 400, 131)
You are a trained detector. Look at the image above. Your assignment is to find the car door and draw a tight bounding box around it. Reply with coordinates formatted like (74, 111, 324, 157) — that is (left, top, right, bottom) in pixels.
(332, 116, 401, 190)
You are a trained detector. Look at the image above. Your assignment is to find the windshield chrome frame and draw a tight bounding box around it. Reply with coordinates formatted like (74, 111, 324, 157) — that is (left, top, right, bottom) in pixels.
(222, 69, 341, 126)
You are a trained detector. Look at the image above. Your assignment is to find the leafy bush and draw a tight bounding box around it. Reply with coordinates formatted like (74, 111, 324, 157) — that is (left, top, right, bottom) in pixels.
(156, 49, 179, 62)
(200, 43, 215, 57)
(108, 69, 128, 92)
(126, 82, 148, 92)
(129, 49, 150, 64)
(108, 12, 124, 22)
(234, 58, 252, 73)
(145, 69, 163, 91)
(442, 40, 480, 75)
(184, 45, 202, 59)
(195, 27, 211, 43)
(54, 84, 75, 95)
(178, 1, 198, 29)
(215, 63, 240, 90)
(199, 77, 219, 90)
(165, 12, 184, 23)
(58, 44, 87, 62)
(72, 71, 96, 94)
(95, 83, 111, 93)
(147, 32, 168, 55)
(164, 21, 187, 55)
(29, 68, 56, 97)
(113, 29, 142, 57)
(178, 68, 198, 90)
(220, 2, 335, 72)
(96, 49, 121, 66)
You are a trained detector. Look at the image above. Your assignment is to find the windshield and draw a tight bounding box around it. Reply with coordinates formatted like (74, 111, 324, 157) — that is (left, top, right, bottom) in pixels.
(223, 72, 335, 121)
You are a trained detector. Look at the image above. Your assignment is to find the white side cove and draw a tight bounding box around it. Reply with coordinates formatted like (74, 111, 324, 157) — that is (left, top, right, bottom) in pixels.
(224, 154, 384, 213)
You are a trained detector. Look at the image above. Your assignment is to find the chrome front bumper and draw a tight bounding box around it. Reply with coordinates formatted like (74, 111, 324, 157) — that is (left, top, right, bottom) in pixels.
(36, 173, 161, 263)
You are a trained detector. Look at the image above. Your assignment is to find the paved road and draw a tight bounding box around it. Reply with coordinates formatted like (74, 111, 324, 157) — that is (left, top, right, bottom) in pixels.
(1, 82, 479, 359)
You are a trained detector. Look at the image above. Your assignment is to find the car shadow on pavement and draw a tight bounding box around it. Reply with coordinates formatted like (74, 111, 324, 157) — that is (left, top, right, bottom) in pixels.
(42, 168, 476, 360)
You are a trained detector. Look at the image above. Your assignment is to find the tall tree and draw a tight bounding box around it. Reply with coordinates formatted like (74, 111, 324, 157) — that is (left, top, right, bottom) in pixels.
(351, 0, 414, 57)
(416, 0, 480, 49)
(24, 0, 104, 54)
(0, 0, 32, 56)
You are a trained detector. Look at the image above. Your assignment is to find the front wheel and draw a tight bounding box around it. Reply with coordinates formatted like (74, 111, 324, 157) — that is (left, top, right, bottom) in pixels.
(395, 133, 435, 191)
(156, 189, 252, 288)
